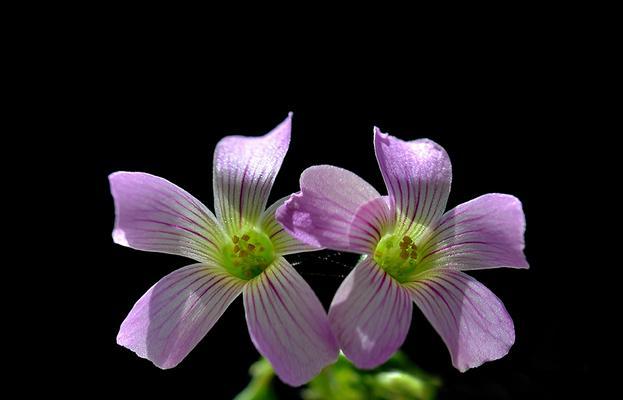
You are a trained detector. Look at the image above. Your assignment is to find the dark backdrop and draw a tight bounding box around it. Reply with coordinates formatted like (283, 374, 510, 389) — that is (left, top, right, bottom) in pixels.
(62, 16, 592, 400)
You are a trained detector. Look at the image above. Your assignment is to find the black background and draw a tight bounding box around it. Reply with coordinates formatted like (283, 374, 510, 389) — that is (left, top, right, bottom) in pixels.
(49, 10, 595, 399)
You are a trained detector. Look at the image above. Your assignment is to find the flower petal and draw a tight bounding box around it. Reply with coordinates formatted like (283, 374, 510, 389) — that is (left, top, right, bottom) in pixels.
(276, 165, 381, 253)
(213, 114, 291, 234)
(260, 196, 322, 255)
(417, 194, 529, 271)
(374, 128, 452, 237)
(348, 196, 393, 254)
(109, 172, 226, 264)
(404, 270, 515, 371)
(328, 258, 413, 369)
(243, 257, 339, 386)
(117, 263, 245, 369)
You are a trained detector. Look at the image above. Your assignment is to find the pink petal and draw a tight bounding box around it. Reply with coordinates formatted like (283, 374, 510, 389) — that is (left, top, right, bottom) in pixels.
(243, 257, 339, 386)
(348, 196, 393, 254)
(276, 165, 381, 253)
(374, 128, 452, 237)
(418, 194, 529, 270)
(404, 270, 515, 372)
(109, 172, 226, 264)
(213, 113, 291, 234)
(260, 196, 322, 255)
(328, 258, 413, 369)
(117, 263, 245, 369)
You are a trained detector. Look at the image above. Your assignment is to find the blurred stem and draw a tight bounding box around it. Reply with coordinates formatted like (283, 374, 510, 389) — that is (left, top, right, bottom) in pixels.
(234, 358, 277, 400)
(236, 351, 441, 400)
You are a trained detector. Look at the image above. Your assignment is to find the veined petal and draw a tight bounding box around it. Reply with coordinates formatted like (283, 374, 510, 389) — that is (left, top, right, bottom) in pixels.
(243, 257, 339, 386)
(261, 196, 322, 255)
(276, 165, 381, 253)
(328, 258, 413, 369)
(404, 270, 515, 372)
(213, 114, 291, 234)
(117, 263, 245, 369)
(417, 194, 529, 271)
(374, 129, 452, 237)
(110, 172, 226, 264)
(348, 196, 393, 254)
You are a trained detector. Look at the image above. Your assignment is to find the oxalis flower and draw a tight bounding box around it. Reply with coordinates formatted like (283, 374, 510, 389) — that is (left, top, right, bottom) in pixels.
(276, 128, 528, 372)
(109, 114, 338, 386)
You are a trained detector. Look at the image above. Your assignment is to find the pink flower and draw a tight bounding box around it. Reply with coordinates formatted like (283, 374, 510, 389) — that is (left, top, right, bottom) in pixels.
(276, 128, 528, 372)
(109, 114, 338, 386)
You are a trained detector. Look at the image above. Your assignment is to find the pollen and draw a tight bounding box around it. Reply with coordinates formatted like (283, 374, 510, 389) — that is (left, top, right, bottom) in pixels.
(373, 234, 420, 282)
(221, 227, 275, 280)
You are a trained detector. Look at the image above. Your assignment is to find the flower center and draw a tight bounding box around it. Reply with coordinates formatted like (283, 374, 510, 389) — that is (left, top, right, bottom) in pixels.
(221, 227, 275, 280)
(373, 234, 420, 283)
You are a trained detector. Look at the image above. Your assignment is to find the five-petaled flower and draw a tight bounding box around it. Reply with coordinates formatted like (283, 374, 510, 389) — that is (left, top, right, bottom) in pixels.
(109, 114, 338, 386)
(276, 128, 529, 372)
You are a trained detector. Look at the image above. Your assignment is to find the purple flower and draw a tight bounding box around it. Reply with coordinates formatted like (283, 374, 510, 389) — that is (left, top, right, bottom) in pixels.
(109, 114, 338, 386)
(276, 128, 529, 372)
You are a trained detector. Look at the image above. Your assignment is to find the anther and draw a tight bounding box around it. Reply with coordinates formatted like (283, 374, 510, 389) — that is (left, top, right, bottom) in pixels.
(232, 235, 239, 243)
(233, 245, 240, 253)
(400, 250, 409, 259)
(241, 234, 250, 241)
(402, 236, 412, 244)
(247, 243, 256, 251)
(239, 250, 248, 258)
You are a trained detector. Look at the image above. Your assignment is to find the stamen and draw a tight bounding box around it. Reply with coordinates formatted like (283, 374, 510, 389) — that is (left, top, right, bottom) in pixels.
(221, 227, 275, 280)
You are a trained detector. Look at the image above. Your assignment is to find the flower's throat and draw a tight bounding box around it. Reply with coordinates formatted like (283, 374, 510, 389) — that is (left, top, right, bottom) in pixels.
(373, 234, 420, 283)
(221, 227, 275, 280)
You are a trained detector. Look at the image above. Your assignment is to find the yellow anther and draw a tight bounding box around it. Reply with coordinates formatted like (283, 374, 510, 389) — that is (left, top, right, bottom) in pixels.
(221, 226, 275, 280)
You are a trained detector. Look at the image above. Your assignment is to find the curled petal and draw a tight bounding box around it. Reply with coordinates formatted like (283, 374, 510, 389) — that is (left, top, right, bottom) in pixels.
(404, 270, 515, 371)
(329, 258, 413, 369)
(213, 114, 291, 234)
(117, 263, 245, 369)
(417, 194, 529, 271)
(374, 129, 452, 237)
(243, 257, 339, 386)
(109, 172, 226, 264)
(276, 165, 380, 253)
(261, 196, 322, 255)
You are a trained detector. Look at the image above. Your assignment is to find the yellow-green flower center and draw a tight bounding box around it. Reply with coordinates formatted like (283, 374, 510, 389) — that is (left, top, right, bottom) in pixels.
(221, 227, 275, 280)
(373, 233, 420, 283)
